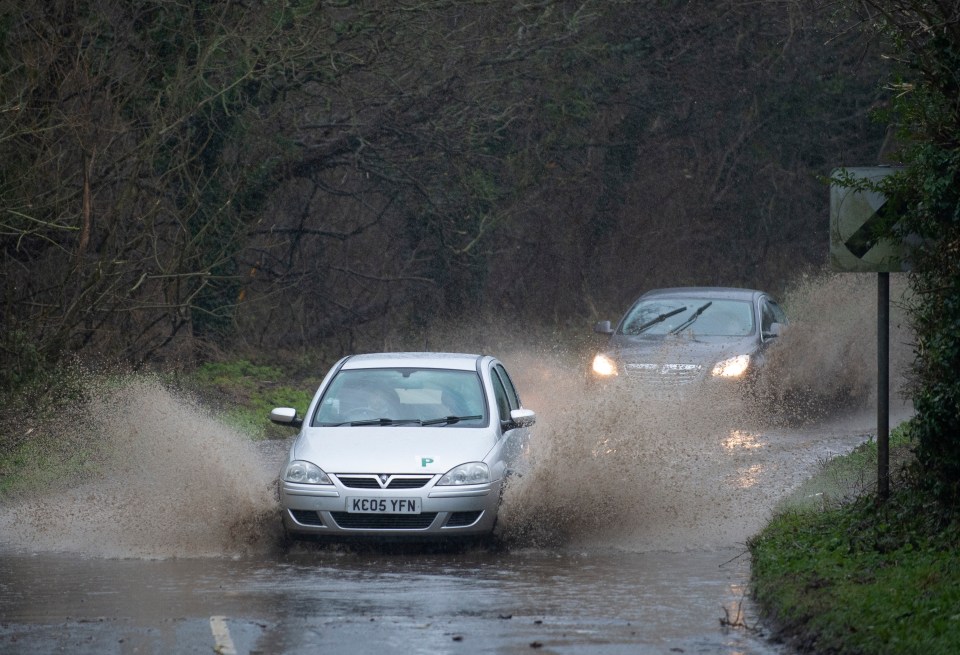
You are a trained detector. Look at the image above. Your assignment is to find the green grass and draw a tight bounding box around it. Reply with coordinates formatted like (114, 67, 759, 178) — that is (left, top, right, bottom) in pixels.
(750, 424, 960, 654)
(0, 360, 317, 499)
(778, 427, 915, 512)
(0, 431, 99, 498)
(187, 359, 317, 439)
(0, 366, 99, 498)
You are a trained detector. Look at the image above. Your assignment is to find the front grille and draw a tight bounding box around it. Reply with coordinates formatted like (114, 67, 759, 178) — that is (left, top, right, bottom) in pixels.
(386, 477, 432, 489)
(330, 512, 438, 530)
(289, 509, 324, 526)
(623, 362, 702, 385)
(336, 476, 381, 489)
(445, 511, 483, 527)
(335, 475, 433, 489)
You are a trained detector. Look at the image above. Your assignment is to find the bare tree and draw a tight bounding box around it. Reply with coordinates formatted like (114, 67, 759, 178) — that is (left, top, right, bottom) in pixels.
(0, 0, 895, 383)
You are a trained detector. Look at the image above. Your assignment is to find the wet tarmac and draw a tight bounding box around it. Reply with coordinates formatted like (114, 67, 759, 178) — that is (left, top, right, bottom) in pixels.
(0, 401, 904, 655)
(0, 271, 916, 653)
(0, 545, 776, 654)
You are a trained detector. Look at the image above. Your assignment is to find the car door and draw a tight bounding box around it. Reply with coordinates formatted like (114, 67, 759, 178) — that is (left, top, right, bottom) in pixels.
(760, 297, 787, 342)
(490, 362, 531, 478)
(753, 296, 787, 372)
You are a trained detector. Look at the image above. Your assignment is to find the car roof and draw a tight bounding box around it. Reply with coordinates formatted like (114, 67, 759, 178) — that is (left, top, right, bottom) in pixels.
(340, 352, 484, 371)
(638, 286, 767, 302)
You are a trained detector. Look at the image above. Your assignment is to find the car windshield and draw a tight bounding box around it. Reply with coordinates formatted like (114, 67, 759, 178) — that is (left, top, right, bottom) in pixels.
(311, 367, 487, 427)
(620, 298, 755, 337)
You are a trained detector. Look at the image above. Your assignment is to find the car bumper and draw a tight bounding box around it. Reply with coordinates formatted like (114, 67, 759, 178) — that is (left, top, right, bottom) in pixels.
(280, 478, 502, 538)
(589, 367, 754, 393)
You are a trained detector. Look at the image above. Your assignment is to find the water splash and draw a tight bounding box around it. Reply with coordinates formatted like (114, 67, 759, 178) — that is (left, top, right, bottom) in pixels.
(495, 271, 914, 552)
(0, 272, 913, 558)
(0, 376, 281, 559)
(755, 270, 913, 414)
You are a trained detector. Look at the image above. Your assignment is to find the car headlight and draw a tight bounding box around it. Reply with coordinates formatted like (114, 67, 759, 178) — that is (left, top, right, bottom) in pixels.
(591, 353, 618, 377)
(283, 460, 332, 485)
(437, 462, 490, 486)
(711, 354, 751, 378)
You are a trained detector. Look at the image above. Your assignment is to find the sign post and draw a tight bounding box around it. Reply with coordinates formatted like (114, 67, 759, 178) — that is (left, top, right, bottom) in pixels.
(877, 271, 889, 499)
(830, 166, 904, 501)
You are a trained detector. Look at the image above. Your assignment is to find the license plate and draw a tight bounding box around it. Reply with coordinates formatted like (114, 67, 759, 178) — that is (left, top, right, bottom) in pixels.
(347, 497, 420, 514)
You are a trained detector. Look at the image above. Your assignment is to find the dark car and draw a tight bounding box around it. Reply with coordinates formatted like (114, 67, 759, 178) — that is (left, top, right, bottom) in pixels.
(589, 287, 787, 389)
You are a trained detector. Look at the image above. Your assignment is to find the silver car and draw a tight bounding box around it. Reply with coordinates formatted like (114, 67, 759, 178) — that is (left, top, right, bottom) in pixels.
(590, 287, 787, 389)
(270, 352, 535, 540)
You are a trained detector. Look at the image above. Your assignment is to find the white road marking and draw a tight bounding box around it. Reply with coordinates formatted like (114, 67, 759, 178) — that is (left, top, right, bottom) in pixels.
(210, 615, 237, 655)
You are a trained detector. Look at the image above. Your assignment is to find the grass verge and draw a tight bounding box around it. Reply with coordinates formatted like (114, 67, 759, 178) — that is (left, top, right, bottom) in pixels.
(749, 424, 960, 654)
(178, 359, 318, 440)
(0, 359, 317, 499)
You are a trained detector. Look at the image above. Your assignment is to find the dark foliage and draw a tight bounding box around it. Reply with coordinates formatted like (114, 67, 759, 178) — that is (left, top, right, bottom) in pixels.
(854, 0, 960, 505)
(0, 1, 892, 387)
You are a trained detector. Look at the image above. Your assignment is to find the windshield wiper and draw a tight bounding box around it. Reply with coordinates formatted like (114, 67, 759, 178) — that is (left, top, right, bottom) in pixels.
(633, 306, 687, 334)
(324, 414, 483, 427)
(331, 418, 423, 427)
(670, 301, 713, 334)
(421, 414, 483, 426)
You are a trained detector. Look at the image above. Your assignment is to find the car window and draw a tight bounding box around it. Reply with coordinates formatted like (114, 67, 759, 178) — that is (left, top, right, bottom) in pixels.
(760, 299, 786, 333)
(312, 367, 487, 426)
(493, 364, 520, 411)
(620, 298, 755, 337)
(490, 371, 512, 424)
(770, 300, 787, 324)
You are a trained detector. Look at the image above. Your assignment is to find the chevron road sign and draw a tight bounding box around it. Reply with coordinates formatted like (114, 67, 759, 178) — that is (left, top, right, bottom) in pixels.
(830, 165, 907, 499)
(830, 166, 906, 272)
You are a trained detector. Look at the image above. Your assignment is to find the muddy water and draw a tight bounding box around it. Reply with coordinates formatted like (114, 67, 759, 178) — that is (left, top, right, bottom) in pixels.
(0, 272, 913, 653)
(0, 405, 891, 654)
(0, 545, 774, 654)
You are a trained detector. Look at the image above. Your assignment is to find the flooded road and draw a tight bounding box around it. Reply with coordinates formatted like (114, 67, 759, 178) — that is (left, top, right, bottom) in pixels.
(0, 383, 902, 655)
(0, 546, 771, 654)
(0, 272, 916, 653)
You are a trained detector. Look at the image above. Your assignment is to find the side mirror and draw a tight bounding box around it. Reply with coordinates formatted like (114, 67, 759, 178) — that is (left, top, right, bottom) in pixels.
(269, 407, 303, 428)
(594, 320, 613, 335)
(763, 322, 784, 340)
(510, 408, 536, 428)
